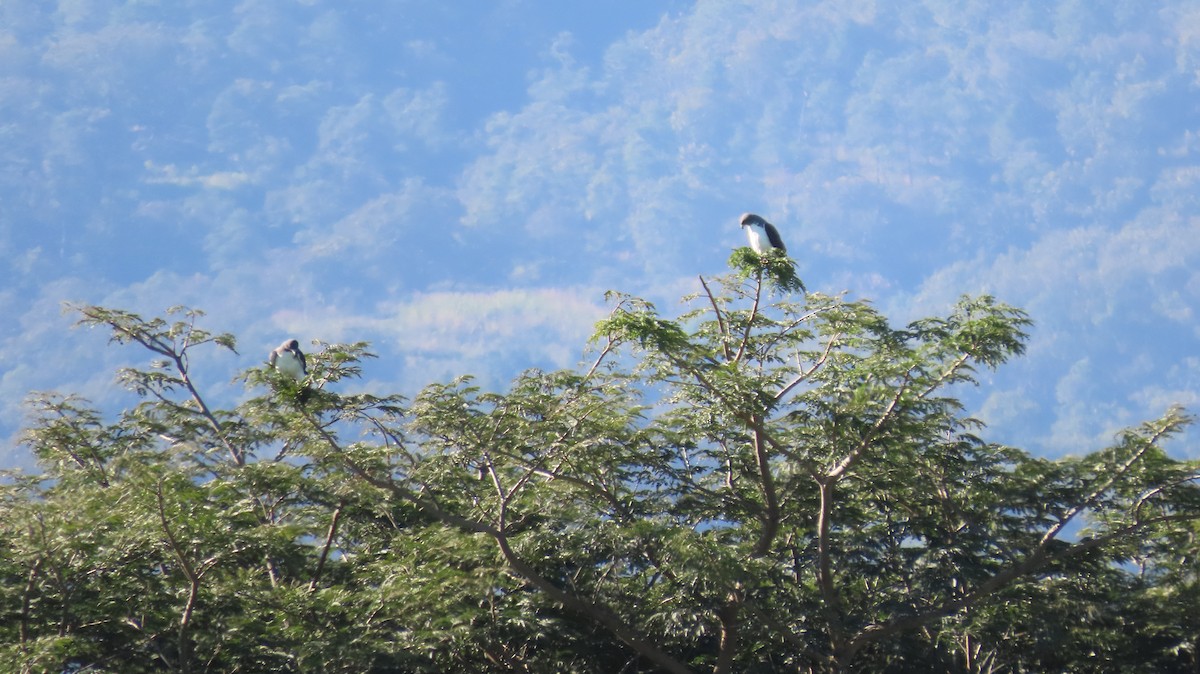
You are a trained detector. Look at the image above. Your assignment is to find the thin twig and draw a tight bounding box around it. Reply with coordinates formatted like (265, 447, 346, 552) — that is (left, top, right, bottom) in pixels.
(699, 274, 732, 361)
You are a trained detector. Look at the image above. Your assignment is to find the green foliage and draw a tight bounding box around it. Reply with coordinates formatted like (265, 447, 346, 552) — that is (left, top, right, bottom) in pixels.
(1, 267, 1197, 674)
(728, 247, 806, 294)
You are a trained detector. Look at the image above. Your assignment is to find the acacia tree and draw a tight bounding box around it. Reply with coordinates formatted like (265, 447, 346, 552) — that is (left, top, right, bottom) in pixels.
(1, 255, 1198, 673)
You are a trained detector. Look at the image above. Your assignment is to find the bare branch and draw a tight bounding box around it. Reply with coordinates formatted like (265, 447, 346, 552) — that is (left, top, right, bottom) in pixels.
(774, 330, 842, 403)
(492, 531, 697, 674)
(733, 269, 765, 364)
(827, 370, 912, 480)
(1042, 420, 1177, 546)
(699, 274, 732, 361)
(309, 501, 345, 592)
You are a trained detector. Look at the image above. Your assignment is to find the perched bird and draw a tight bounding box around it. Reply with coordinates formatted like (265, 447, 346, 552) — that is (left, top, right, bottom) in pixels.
(269, 339, 307, 382)
(739, 213, 787, 255)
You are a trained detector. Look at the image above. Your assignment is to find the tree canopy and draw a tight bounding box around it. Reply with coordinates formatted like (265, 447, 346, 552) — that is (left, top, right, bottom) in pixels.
(2, 256, 1198, 673)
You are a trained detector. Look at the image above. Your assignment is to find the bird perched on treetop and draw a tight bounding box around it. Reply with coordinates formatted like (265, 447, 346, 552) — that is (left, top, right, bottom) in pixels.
(739, 213, 787, 255)
(269, 339, 307, 382)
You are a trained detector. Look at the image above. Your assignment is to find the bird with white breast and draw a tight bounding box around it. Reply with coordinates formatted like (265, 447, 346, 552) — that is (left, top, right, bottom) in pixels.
(739, 213, 787, 256)
(269, 339, 308, 382)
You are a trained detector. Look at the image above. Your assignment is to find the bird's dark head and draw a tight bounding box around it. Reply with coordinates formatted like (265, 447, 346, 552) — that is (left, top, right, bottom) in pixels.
(740, 213, 765, 228)
(284, 339, 300, 350)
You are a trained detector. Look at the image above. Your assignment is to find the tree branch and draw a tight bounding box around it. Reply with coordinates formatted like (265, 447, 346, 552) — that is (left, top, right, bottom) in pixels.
(774, 330, 841, 404)
(827, 371, 912, 480)
(816, 478, 847, 654)
(492, 531, 697, 674)
(699, 274, 732, 361)
(732, 270, 765, 364)
(316, 405, 694, 674)
(843, 511, 1200, 663)
(1043, 421, 1177, 546)
(154, 479, 200, 674)
(309, 501, 345, 591)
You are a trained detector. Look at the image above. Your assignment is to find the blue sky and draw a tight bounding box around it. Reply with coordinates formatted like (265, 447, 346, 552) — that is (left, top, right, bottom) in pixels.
(2, 1, 1199, 469)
